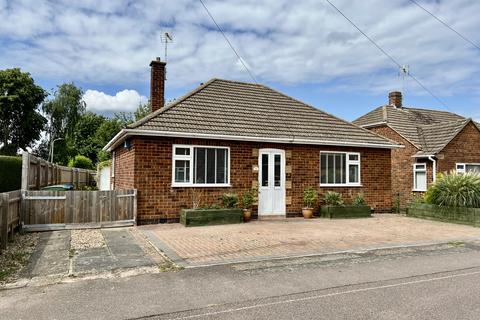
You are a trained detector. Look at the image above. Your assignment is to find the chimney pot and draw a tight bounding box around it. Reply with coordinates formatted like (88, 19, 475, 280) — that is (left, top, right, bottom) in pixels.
(149, 58, 166, 113)
(389, 91, 402, 108)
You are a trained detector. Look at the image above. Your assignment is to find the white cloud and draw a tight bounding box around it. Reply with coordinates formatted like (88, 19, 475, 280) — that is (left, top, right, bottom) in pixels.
(83, 89, 147, 114)
(1, 0, 480, 106)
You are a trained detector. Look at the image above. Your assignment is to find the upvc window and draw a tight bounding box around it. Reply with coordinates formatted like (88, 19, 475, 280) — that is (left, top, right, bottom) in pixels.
(413, 163, 427, 191)
(172, 145, 230, 187)
(456, 163, 480, 174)
(320, 152, 361, 186)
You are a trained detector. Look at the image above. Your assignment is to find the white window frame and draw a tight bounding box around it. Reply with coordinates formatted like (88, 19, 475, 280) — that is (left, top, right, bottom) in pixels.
(456, 163, 480, 174)
(413, 163, 427, 192)
(171, 144, 231, 187)
(320, 151, 362, 187)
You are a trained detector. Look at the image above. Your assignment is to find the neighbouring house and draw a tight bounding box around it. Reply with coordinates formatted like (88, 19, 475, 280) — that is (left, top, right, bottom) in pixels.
(104, 58, 400, 224)
(353, 91, 480, 209)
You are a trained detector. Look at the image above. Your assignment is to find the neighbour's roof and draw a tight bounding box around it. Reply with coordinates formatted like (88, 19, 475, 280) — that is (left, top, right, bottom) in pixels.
(110, 79, 399, 149)
(353, 105, 476, 155)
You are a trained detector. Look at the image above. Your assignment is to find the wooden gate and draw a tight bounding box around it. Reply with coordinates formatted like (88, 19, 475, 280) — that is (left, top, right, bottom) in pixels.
(22, 190, 137, 231)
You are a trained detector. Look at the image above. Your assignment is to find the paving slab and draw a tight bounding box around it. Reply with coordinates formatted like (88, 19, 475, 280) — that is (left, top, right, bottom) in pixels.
(140, 215, 480, 266)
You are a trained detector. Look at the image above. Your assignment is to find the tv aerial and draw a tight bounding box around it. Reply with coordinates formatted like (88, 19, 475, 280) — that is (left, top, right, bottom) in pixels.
(160, 32, 174, 63)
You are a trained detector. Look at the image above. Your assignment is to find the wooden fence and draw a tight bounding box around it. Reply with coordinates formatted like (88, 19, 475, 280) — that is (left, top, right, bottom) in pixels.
(22, 190, 137, 231)
(21, 152, 96, 190)
(0, 190, 22, 251)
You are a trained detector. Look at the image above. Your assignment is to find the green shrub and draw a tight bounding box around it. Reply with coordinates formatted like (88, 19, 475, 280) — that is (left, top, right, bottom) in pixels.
(324, 191, 344, 206)
(352, 193, 366, 206)
(425, 171, 480, 208)
(303, 187, 318, 208)
(68, 155, 94, 170)
(0, 156, 22, 192)
(221, 193, 238, 208)
(196, 204, 221, 210)
(241, 188, 258, 209)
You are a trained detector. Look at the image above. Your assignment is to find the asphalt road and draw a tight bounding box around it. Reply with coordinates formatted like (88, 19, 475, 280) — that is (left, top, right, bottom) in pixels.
(2, 242, 480, 320)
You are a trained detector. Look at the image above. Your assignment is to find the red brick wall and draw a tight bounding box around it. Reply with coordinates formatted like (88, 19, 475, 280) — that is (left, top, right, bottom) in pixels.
(112, 143, 135, 189)
(114, 136, 392, 224)
(437, 122, 480, 173)
(368, 126, 427, 208)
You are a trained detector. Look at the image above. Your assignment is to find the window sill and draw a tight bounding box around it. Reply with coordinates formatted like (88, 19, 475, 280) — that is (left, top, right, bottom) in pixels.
(171, 184, 232, 188)
(412, 189, 426, 192)
(320, 184, 363, 188)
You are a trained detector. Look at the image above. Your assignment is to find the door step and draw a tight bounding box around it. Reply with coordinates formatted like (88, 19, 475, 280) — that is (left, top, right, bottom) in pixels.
(258, 215, 287, 221)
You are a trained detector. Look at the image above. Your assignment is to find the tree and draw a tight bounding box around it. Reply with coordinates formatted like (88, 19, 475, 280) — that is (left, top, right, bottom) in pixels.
(0, 68, 47, 155)
(93, 118, 123, 162)
(69, 112, 106, 162)
(114, 101, 151, 127)
(42, 83, 86, 164)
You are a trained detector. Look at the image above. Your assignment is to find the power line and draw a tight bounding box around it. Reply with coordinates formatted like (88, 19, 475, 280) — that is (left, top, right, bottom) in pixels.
(198, 0, 258, 83)
(325, 0, 450, 110)
(409, 0, 480, 51)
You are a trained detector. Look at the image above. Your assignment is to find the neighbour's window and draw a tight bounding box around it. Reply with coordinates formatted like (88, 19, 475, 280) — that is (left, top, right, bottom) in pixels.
(456, 163, 480, 174)
(172, 145, 229, 186)
(413, 163, 427, 191)
(320, 152, 361, 186)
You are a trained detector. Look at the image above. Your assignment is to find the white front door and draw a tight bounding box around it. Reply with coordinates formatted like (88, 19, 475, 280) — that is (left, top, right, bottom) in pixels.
(258, 149, 286, 216)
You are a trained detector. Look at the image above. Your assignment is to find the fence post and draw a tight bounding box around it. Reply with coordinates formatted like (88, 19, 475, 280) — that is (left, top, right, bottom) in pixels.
(21, 152, 29, 190)
(133, 189, 138, 226)
(1, 193, 8, 251)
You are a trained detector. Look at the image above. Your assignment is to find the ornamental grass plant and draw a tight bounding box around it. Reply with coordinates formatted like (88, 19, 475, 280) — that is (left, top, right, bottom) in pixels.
(425, 171, 480, 208)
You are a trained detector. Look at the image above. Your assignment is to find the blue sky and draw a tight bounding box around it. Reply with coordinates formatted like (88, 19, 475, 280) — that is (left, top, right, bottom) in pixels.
(1, 0, 480, 121)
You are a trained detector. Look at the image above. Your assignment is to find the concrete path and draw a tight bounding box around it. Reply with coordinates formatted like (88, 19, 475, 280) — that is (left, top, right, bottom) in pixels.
(2, 240, 480, 319)
(140, 215, 480, 266)
(16, 227, 169, 287)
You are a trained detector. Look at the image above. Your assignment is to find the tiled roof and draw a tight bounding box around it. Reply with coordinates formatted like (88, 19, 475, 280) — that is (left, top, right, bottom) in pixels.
(127, 79, 398, 148)
(353, 105, 474, 154)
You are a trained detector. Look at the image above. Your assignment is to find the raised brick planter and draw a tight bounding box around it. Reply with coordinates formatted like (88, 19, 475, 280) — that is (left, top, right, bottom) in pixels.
(320, 205, 372, 219)
(407, 204, 480, 227)
(180, 208, 243, 227)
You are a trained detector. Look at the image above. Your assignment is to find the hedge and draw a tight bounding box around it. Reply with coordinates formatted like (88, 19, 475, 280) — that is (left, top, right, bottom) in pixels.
(0, 156, 22, 192)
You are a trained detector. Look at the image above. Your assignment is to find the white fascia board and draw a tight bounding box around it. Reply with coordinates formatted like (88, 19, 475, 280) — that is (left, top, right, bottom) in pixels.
(104, 129, 403, 152)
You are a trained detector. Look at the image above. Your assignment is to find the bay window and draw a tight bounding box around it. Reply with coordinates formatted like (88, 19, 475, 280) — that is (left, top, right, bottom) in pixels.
(413, 163, 427, 191)
(172, 145, 230, 186)
(320, 152, 361, 186)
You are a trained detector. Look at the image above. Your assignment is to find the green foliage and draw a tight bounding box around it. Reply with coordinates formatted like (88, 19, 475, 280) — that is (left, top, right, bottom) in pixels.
(323, 191, 344, 206)
(97, 160, 111, 171)
(352, 193, 366, 206)
(42, 83, 86, 164)
(93, 118, 122, 161)
(241, 188, 258, 209)
(0, 156, 22, 192)
(393, 193, 401, 213)
(68, 155, 94, 170)
(425, 171, 480, 208)
(69, 112, 106, 161)
(221, 193, 238, 208)
(303, 187, 318, 208)
(114, 102, 151, 127)
(0, 68, 47, 155)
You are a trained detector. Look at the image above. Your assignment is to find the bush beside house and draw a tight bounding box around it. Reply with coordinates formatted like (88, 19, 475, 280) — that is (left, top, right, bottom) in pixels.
(407, 171, 480, 226)
(0, 156, 22, 192)
(320, 191, 371, 219)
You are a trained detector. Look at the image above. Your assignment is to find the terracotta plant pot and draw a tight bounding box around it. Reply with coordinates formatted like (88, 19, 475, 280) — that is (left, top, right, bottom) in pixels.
(243, 209, 252, 222)
(302, 208, 313, 219)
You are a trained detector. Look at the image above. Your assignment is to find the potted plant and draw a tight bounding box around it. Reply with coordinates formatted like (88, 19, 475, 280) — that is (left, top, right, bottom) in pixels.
(241, 188, 258, 222)
(302, 187, 318, 219)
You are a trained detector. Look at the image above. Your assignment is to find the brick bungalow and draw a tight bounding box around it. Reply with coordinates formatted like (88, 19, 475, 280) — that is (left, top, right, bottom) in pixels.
(354, 91, 480, 208)
(104, 59, 400, 224)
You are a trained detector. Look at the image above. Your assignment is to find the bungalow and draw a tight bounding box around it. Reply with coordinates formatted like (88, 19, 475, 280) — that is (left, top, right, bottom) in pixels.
(104, 59, 400, 224)
(353, 91, 480, 208)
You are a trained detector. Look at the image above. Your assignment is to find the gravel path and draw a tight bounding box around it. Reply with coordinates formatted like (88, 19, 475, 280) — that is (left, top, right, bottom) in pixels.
(70, 229, 105, 250)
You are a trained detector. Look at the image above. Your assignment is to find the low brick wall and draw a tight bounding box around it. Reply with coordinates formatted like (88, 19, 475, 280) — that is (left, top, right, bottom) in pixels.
(407, 204, 480, 227)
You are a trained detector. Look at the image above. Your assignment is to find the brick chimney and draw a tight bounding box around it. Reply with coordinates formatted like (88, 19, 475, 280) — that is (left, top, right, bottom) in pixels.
(388, 91, 402, 108)
(149, 57, 166, 113)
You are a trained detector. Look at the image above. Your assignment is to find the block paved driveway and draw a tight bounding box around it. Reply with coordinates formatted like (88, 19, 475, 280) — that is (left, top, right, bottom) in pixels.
(139, 215, 480, 267)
